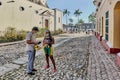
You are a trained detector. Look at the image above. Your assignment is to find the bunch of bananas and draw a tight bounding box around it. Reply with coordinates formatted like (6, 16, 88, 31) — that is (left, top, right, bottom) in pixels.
(34, 41, 42, 50)
(34, 45, 42, 50)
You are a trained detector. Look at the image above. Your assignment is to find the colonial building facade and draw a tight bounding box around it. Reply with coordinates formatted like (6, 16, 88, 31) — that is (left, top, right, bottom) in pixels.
(78, 23, 95, 31)
(0, 0, 63, 31)
(94, 0, 120, 53)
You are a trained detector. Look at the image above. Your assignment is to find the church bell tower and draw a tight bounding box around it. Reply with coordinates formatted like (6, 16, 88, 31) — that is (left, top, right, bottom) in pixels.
(29, 0, 48, 7)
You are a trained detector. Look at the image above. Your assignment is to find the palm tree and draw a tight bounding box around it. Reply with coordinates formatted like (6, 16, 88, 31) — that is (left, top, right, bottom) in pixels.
(63, 9, 70, 24)
(74, 9, 82, 23)
(88, 12, 96, 25)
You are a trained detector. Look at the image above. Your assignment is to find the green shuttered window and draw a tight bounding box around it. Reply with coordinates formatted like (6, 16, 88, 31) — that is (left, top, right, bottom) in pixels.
(105, 11, 109, 41)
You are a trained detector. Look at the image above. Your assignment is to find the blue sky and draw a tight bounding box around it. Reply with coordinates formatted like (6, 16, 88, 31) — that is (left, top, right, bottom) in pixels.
(47, 0, 96, 24)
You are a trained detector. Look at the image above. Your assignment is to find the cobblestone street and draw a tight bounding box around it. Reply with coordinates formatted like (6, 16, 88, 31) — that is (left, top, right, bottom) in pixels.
(0, 33, 120, 80)
(0, 0, 120, 79)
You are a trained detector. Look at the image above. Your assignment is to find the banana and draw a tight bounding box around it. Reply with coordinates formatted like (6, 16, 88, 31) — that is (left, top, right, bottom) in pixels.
(34, 45, 42, 50)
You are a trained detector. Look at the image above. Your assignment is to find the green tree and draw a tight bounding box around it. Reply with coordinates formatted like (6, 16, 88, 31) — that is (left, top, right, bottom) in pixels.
(63, 9, 70, 24)
(69, 18, 73, 23)
(88, 12, 96, 24)
(74, 9, 82, 23)
(69, 18, 74, 26)
(78, 19, 84, 24)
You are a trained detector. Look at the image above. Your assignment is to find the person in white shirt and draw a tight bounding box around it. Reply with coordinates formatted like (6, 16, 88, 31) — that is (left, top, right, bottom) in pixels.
(26, 27, 39, 75)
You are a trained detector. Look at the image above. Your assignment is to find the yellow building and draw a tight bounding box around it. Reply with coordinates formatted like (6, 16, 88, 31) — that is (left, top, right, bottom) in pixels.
(0, 0, 63, 31)
(93, 0, 120, 53)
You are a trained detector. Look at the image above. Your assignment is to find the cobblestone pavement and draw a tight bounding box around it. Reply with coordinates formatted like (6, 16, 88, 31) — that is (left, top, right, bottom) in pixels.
(1, 34, 120, 80)
(0, 41, 26, 66)
(0, 34, 91, 80)
(87, 36, 120, 80)
(0, 37, 67, 66)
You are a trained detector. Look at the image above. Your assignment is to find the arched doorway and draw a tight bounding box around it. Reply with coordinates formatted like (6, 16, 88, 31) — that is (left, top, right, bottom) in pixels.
(114, 1, 120, 48)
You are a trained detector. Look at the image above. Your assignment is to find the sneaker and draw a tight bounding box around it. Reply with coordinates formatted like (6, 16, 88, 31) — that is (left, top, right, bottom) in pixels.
(27, 72, 35, 75)
(53, 68, 57, 73)
(45, 65, 50, 69)
(32, 69, 37, 72)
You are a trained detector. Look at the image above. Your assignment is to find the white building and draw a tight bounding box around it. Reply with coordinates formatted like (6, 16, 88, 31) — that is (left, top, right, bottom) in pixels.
(0, 0, 63, 31)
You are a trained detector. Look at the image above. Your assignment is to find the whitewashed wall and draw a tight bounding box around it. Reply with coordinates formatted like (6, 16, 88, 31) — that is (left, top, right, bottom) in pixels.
(0, 0, 62, 31)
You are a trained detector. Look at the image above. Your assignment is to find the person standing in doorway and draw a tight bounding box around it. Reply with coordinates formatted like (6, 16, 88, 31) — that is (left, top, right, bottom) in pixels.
(26, 27, 39, 75)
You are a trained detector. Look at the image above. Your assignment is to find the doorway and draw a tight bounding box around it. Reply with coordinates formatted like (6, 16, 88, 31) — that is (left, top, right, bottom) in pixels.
(114, 1, 120, 48)
(45, 19, 49, 28)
